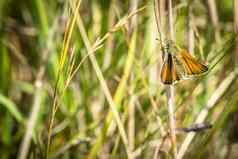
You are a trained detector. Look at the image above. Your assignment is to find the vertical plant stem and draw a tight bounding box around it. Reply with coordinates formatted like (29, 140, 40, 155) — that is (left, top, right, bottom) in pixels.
(34, 0, 48, 38)
(167, 0, 177, 157)
(18, 79, 43, 159)
(154, 0, 176, 156)
(234, 0, 238, 73)
(127, 0, 138, 156)
(207, 0, 221, 43)
(154, 0, 165, 42)
(18, 5, 60, 159)
(168, 0, 175, 41)
(47, 1, 81, 158)
(128, 94, 136, 154)
(69, 1, 132, 158)
(167, 86, 177, 156)
(129, 0, 138, 31)
(187, 1, 194, 54)
(102, 0, 115, 70)
(153, 1, 165, 131)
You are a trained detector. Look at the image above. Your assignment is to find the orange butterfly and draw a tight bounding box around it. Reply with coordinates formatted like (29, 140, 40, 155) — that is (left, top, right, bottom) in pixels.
(160, 41, 208, 85)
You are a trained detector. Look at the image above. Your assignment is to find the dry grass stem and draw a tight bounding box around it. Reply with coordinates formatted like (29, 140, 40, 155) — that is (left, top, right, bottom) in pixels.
(69, 1, 140, 158)
(18, 15, 61, 159)
(207, 0, 221, 42)
(234, 0, 238, 72)
(187, 1, 194, 53)
(167, 0, 177, 156)
(177, 72, 237, 159)
(1, 1, 236, 159)
(102, 0, 116, 70)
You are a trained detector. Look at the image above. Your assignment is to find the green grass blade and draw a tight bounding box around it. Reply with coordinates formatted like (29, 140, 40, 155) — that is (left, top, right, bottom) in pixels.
(0, 93, 24, 123)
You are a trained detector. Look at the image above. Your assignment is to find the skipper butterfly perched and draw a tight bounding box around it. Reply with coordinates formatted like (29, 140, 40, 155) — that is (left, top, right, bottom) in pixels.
(160, 40, 208, 85)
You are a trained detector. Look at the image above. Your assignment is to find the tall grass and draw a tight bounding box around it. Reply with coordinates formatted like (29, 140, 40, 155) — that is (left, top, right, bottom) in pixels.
(0, 0, 237, 159)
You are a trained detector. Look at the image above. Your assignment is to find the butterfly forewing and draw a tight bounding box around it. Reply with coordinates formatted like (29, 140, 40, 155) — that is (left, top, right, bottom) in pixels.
(179, 50, 208, 76)
(160, 53, 180, 85)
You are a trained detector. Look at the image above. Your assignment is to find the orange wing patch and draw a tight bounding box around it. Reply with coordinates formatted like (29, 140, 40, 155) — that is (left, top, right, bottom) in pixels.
(161, 54, 180, 85)
(179, 50, 208, 76)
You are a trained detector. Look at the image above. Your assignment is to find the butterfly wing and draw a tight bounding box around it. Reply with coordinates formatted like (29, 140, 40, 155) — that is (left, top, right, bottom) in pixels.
(179, 50, 208, 76)
(160, 53, 180, 85)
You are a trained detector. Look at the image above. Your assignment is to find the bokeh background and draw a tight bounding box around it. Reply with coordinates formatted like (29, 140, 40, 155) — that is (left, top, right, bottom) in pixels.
(0, 0, 237, 158)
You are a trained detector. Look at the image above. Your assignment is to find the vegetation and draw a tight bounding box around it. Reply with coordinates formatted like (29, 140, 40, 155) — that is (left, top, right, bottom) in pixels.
(0, 0, 237, 158)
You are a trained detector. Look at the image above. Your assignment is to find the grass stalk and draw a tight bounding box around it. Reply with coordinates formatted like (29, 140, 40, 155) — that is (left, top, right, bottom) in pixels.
(54, 5, 146, 158)
(70, 6, 145, 159)
(154, 0, 177, 156)
(18, 5, 61, 159)
(34, 0, 48, 38)
(102, 0, 116, 70)
(167, 86, 177, 156)
(1, 1, 237, 158)
(18, 79, 42, 159)
(176, 71, 237, 159)
(127, 0, 138, 156)
(69, 1, 138, 158)
(187, 1, 194, 53)
(167, 0, 177, 156)
(128, 94, 136, 153)
(46, 1, 82, 158)
(207, 0, 221, 43)
(234, 0, 238, 73)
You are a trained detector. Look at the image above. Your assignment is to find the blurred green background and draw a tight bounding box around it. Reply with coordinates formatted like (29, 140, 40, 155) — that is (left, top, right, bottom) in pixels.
(0, 0, 237, 159)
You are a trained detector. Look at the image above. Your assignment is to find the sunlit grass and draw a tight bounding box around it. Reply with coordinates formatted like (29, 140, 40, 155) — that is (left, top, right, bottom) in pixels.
(0, 0, 237, 159)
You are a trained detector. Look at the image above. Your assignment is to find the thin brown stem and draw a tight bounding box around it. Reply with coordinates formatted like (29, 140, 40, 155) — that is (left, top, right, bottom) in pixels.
(18, 14, 60, 159)
(187, 1, 194, 54)
(129, 0, 138, 32)
(154, 0, 177, 157)
(234, 0, 238, 73)
(102, 0, 116, 70)
(128, 94, 136, 154)
(154, 0, 164, 44)
(127, 0, 138, 156)
(167, 0, 177, 156)
(168, 0, 175, 41)
(167, 86, 177, 156)
(207, 0, 221, 43)
(69, 1, 135, 158)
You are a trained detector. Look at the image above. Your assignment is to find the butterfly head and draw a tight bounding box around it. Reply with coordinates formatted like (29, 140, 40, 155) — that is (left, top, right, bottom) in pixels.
(162, 39, 174, 54)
